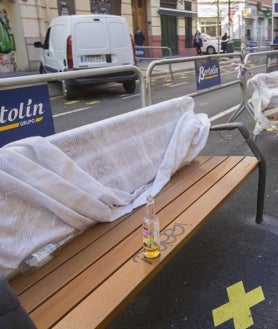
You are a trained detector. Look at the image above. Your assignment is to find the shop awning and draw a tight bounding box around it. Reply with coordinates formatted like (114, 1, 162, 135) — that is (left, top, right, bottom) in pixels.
(158, 7, 197, 18)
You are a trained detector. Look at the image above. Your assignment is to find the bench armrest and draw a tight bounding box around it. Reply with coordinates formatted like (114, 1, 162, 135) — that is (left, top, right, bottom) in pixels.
(210, 122, 266, 223)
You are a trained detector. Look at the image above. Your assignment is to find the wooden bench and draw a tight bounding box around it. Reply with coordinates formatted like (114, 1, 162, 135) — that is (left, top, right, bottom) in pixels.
(3, 101, 266, 329)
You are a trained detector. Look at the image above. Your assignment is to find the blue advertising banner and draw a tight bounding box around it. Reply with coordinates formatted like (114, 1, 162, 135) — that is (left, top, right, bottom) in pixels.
(266, 55, 278, 73)
(135, 48, 145, 58)
(195, 59, 221, 90)
(0, 84, 55, 147)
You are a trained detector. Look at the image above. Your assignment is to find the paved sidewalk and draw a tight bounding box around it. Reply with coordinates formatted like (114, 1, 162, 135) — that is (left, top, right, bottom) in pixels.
(0, 70, 37, 78)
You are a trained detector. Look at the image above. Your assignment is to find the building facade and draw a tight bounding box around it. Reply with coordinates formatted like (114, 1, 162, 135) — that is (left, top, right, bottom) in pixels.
(0, 0, 275, 74)
(0, 0, 199, 73)
(198, 0, 272, 44)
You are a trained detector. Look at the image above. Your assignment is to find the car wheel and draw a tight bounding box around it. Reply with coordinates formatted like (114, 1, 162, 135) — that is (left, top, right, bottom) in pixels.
(206, 46, 215, 55)
(62, 80, 78, 100)
(123, 80, 136, 93)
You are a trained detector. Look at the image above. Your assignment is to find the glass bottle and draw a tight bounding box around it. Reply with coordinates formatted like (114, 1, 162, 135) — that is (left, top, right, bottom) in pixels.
(142, 195, 160, 258)
(19, 242, 60, 274)
(19, 232, 78, 274)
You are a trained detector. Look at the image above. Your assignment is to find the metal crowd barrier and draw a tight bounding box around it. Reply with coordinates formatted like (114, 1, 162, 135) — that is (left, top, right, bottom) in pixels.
(228, 49, 278, 123)
(135, 45, 172, 59)
(145, 49, 278, 131)
(135, 45, 174, 82)
(2, 50, 278, 124)
(145, 53, 244, 106)
(0, 65, 147, 108)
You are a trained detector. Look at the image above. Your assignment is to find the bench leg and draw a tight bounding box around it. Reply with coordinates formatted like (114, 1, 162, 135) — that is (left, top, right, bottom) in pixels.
(210, 122, 266, 223)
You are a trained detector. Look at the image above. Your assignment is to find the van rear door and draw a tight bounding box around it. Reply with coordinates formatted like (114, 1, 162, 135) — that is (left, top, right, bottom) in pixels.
(72, 15, 134, 69)
(72, 16, 110, 69)
(106, 16, 134, 66)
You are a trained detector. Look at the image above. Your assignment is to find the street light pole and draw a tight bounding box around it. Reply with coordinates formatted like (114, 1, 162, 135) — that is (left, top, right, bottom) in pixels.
(272, 0, 275, 43)
(228, 0, 231, 36)
(217, 0, 220, 52)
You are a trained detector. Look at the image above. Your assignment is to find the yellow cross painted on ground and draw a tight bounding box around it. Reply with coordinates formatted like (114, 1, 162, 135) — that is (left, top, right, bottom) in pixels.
(212, 281, 265, 329)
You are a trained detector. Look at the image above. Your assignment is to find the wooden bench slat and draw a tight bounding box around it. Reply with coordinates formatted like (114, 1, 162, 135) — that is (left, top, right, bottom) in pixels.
(11, 157, 219, 293)
(13, 156, 226, 311)
(10, 156, 213, 293)
(13, 156, 258, 329)
(51, 156, 258, 329)
(10, 216, 128, 294)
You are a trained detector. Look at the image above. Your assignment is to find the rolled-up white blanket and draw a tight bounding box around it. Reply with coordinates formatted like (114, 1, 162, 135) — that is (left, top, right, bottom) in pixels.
(0, 96, 210, 278)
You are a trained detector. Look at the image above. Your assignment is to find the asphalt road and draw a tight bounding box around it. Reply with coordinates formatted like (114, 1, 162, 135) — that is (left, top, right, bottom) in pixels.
(49, 65, 244, 133)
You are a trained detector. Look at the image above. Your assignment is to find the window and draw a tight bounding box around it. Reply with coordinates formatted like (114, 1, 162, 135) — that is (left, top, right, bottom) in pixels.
(185, 17, 192, 48)
(184, 1, 191, 11)
(44, 28, 50, 49)
(57, 0, 75, 15)
(90, 0, 111, 14)
(111, 1, 121, 15)
(160, 0, 176, 9)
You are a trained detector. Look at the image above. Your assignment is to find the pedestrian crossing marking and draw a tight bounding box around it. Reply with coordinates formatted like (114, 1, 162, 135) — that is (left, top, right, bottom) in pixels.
(212, 281, 265, 329)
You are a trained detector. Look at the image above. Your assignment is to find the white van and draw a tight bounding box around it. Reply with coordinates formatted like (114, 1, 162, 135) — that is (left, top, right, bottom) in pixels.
(34, 14, 137, 100)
